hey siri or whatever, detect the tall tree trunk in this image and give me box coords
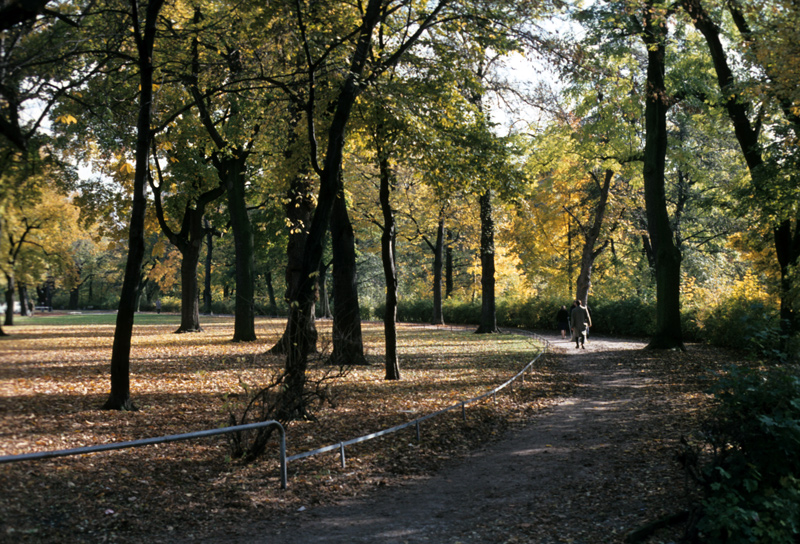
[268,172,317,354]
[642,9,684,350]
[221,153,256,342]
[574,170,614,305]
[431,211,445,325]
[4,273,15,326]
[177,240,202,332]
[0,220,6,335]
[445,237,453,299]
[379,151,400,380]
[148,166,223,333]
[318,257,332,318]
[18,282,30,316]
[203,218,214,314]
[281,0,385,418]
[104,0,166,411]
[69,286,80,311]
[475,190,498,334]
[329,185,366,365]
[685,0,800,339]
[265,270,276,312]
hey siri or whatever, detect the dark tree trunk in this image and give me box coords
[775,221,800,336]
[431,211,445,325]
[221,152,256,342]
[177,240,202,332]
[641,9,684,350]
[265,270,276,312]
[18,283,30,316]
[475,190,498,334]
[149,166,223,333]
[329,185,366,365]
[268,171,317,355]
[317,257,332,319]
[445,238,453,299]
[69,286,80,311]
[685,0,800,339]
[379,151,400,380]
[0,219,6,335]
[203,218,214,315]
[281,0,384,418]
[574,170,614,306]
[4,273,14,326]
[104,0,165,411]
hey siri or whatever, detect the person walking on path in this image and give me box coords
[556,305,570,339]
[570,299,592,349]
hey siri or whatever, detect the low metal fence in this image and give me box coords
[1,332,548,490]
[0,421,288,489]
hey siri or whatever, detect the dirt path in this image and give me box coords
[194,333,694,543]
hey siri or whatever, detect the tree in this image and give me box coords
[280,0,455,418]
[148,136,225,333]
[0,0,101,335]
[637,1,685,350]
[682,0,800,341]
[104,0,166,411]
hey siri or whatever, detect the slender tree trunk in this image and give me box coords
[318,258,332,318]
[222,153,256,342]
[379,151,400,380]
[265,270,276,313]
[575,170,614,306]
[642,11,684,350]
[685,0,800,340]
[4,273,15,326]
[69,286,80,311]
[475,190,498,334]
[775,220,800,336]
[203,218,214,314]
[329,185,366,365]
[281,0,384,418]
[431,211,445,325]
[0,218,6,335]
[445,237,453,299]
[18,283,30,316]
[269,172,317,354]
[104,0,165,411]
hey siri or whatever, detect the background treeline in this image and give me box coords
[1,0,797,363]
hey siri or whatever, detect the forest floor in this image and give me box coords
[1,317,745,543]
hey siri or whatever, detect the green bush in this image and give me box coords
[692,366,800,543]
[698,297,779,352]
[589,298,655,337]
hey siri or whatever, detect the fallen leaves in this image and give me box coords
[0,316,572,543]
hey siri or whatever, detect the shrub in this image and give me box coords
[697,297,778,351]
[689,366,800,543]
[588,298,655,338]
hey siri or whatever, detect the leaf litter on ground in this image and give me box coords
[0,316,748,542]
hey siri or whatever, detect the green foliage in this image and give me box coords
[691,366,800,543]
[694,296,789,361]
[590,298,656,338]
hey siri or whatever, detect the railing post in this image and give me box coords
[340,443,346,469]
[277,422,288,490]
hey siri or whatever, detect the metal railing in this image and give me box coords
[1,332,548,490]
[0,420,288,489]
[287,344,546,469]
